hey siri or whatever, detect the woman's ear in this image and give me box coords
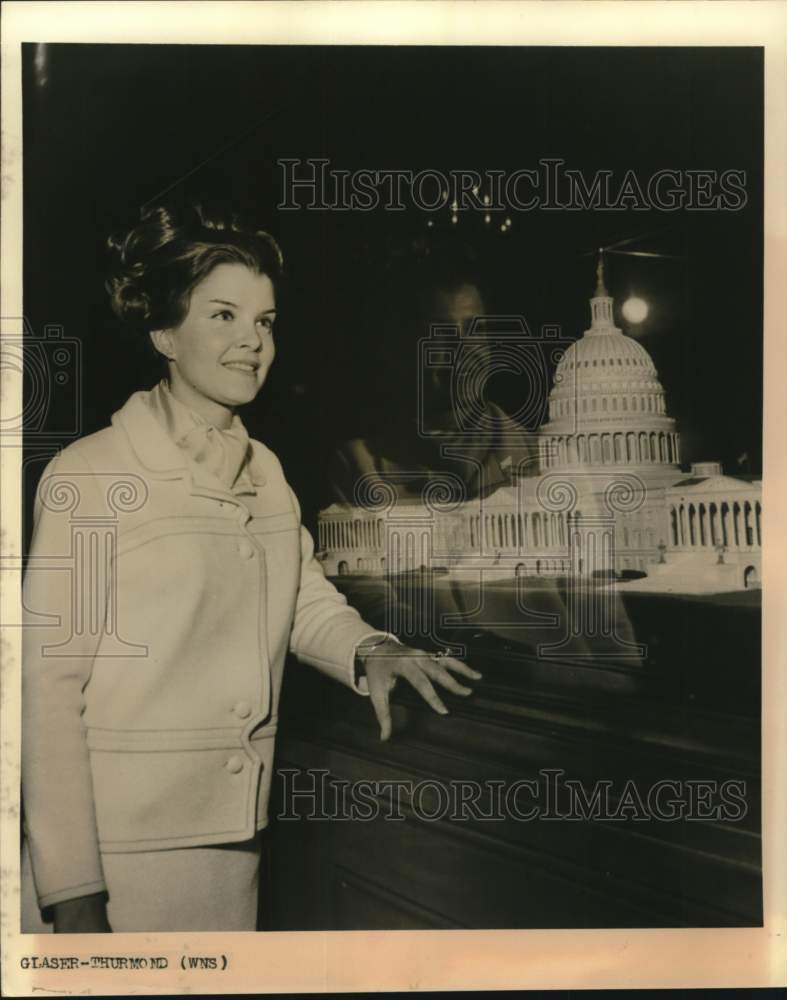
[149,328,175,362]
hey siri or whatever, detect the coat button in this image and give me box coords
[237,539,255,560]
[233,700,252,720]
[225,755,244,774]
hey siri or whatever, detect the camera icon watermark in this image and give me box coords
[0,319,83,444]
[417,315,570,446]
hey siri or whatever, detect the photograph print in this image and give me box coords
[16,39,763,933]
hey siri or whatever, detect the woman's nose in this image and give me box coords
[236,322,263,350]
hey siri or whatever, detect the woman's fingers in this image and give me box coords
[420,660,474,695]
[367,673,394,741]
[436,656,482,680]
[401,663,449,716]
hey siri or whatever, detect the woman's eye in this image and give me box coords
[213,310,234,321]
[257,317,275,332]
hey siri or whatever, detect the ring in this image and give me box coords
[431,648,450,662]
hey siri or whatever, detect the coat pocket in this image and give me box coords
[89,744,260,852]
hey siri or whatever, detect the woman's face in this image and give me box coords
[152,262,276,425]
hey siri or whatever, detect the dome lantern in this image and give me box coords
[590,251,615,331]
[595,252,609,297]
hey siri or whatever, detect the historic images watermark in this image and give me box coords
[21,468,151,658]
[416,313,560,445]
[321,308,649,661]
[278,158,749,213]
[277,767,749,823]
[0,319,83,446]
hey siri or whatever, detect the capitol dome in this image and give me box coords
[555,319,658,376]
[539,257,680,474]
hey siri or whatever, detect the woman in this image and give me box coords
[21,203,480,933]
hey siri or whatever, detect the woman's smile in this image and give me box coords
[222,358,261,376]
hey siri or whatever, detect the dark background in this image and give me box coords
[20,44,765,930]
[22,44,763,534]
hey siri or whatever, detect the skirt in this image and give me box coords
[21,831,264,933]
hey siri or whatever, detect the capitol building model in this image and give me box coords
[317,261,762,595]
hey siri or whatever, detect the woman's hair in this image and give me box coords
[106,202,284,336]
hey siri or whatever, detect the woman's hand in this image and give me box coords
[358,639,482,741]
[52,892,112,933]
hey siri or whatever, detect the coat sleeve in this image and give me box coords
[21,447,109,911]
[286,487,396,695]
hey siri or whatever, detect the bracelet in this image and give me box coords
[355,634,393,662]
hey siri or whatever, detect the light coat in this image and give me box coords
[22,390,381,910]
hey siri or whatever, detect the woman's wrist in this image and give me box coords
[355,635,400,667]
[354,635,401,686]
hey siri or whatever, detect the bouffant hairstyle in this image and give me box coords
[106,202,284,336]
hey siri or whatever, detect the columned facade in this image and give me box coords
[316,258,761,591]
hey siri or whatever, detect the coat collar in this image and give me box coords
[112,390,268,502]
